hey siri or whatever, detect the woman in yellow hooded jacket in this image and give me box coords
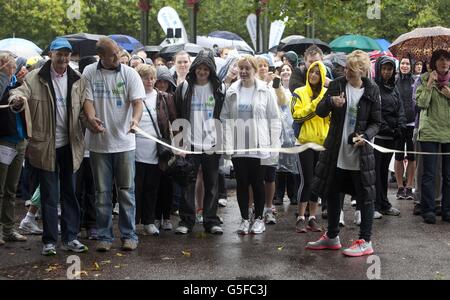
[291,61,329,233]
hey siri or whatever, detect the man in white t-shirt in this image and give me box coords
[83,37,145,252]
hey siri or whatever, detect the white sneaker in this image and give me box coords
[264,211,277,224]
[19,218,43,235]
[162,219,173,231]
[154,219,161,230]
[318,198,322,206]
[237,219,250,235]
[354,210,361,225]
[175,225,189,234]
[339,210,345,227]
[351,199,357,207]
[250,217,266,234]
[143,224,160,236]
[113,203,119,215]
[374,211,383,219]
[208,226,224,235]
[218,198,228,207]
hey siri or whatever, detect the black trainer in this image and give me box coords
[405,188,414,200]
[396,187,406,200]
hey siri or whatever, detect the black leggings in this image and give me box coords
[298,149,319,203]
[232,157,266,220]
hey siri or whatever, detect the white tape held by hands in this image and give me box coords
[133,126,325,155]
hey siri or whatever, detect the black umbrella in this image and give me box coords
[159,43,206,61]
[281,38,331,56]
[43,33,106,57]
[144,45,162,58]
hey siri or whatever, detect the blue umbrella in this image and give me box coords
[375,39,391,51]
[109,34,144,52]
[208,31,244,41]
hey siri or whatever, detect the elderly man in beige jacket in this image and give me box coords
[9,38,88,256]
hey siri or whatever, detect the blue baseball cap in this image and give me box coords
[50,38,72,52]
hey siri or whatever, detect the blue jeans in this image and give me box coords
[39,145,80,244]
[90,151,137,243]
[420,142,450,216]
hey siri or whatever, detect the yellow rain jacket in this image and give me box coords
[291,61,329,145]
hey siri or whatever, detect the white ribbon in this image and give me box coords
[133,126,325,155]
[364,139,450,155]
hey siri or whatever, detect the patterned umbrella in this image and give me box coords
[389,26,450,62]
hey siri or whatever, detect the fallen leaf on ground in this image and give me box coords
[100,260,111,264]
[116,253,124,257]
[277,246,284,251]
[161,256,174,260]
[182,251,191,257]
[93,262,100,270]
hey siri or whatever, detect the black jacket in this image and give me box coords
[312,76,381,201]
[396,73,416,124]
[174,49,225,121]
[374,56,406,138]
[289,66,306,93]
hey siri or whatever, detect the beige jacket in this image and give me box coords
[10,60,86,172]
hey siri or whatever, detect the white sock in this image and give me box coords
[25,212,35,222]
[308,216,316,221]
[297,216,305,221]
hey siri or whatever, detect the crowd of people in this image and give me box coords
[0,35,449,258]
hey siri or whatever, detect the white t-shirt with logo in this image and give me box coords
[233,86,269,160]
[337,83,365,170]
[135,90,158,164]
[51,67,69,149]
[83,62,146,153]
[190,82,216,151]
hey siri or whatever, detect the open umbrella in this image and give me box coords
[208,31,244,41]
[280,35,305,44]
[375,39,391,51]
[144,45,162,59]
[389,26,450,62]
[159,43,206,61]
[43,33,105,57]
[281,38,330,56]
[109,34,144,53]
[0,38,42,59]
[330,34,382,53]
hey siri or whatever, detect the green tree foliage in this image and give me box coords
[0,0,91,48]
[0,0,448,50]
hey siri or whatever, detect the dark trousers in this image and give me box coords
[135,162,161,225]
[374,138,394,211]
[179,154,220,230]
[232,157,266,220]
[20,158,39,201]
[275,172,299,202]
[217,173,228,200]
[420,142,450,216]
[326,168,374,242]
[39,145,80,244]
[155,173,173,220]
[76,158,96,229]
